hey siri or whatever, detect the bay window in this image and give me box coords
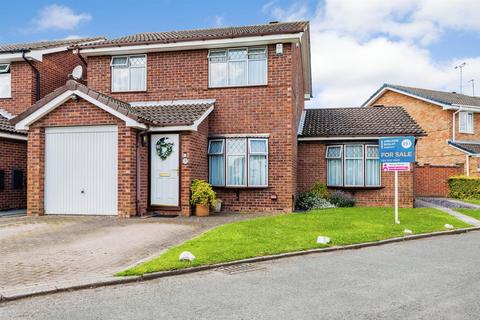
[0,63,11,98]
[326,144,381,187]
[111,55,146,92]
[208,47,267,87]
[208,138,268,187]
[459,111,474,133]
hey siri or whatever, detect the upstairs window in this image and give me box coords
[459,111,474,133]
[111,55,146,92]
[0,63,11,98]
[208,138,268,187]
[208,47,267,87]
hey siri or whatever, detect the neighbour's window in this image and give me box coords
[208,47,267,87]
[208,138,268,187]
[326,144,381,188]
[0,63,11,98]
[459,111,474,133]
[111,55,146,92]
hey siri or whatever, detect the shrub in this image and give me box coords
[310,182,330,199]
[448,175,480,199]
[329,190,355,207]
[190,179,217,207]
[296,191,335,211]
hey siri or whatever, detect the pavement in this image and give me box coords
[416,198,480,227]
[1,230,479,319]
[0,212,273,299]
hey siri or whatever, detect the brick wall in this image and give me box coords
[414,164,463,197]
[27,98,137,217]
[87,44,301,213]
[0,62,35,116]
[298,141,415,208]
[373,91,473,174]
[0,138,27,210]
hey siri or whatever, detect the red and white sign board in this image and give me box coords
[382,162,410,172]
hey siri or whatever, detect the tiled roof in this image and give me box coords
[300,106,426,137]
[0,37,105,53]
[130,100,214,126]
[12,80,214,128]
[75,21,309,49]
[448,141,480,155]
[365,84,480,107]
[0,113,25,134]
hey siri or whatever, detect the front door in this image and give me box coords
[150,133,180,207]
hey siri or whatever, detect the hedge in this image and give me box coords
[448,175,480,199]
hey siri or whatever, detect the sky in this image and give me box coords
[2,0,480,107]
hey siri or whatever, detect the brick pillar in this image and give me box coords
[118,127,137,217]
[27,127,45,216]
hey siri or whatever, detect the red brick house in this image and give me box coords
[0,37,103,211]
[13,22,312,217]
[297,106,425,207]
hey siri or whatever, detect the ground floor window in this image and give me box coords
[208,137,268,187]
[326,144,380,187]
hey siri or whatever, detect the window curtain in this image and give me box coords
[249,155,267,186]
[248,59,266,85]
[365,146,380,186]
[227,155,245,185]
[130,67,146,91]
[345,145,363,186]
[112,67,129,91]
[210,62,227,87]
[209,155,224,186]
[327,159,342,186]
[0,73,11,98]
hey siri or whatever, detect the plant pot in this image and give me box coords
[195,204,210,217]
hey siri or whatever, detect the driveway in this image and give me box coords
[0,213,271,298]
[1,230,479,319]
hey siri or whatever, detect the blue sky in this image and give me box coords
[2,0,480,106]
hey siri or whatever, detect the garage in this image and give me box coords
[44,125,118,215]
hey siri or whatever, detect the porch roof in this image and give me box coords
[448,140,480,155]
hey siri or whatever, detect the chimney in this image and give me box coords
[269,21,279,24]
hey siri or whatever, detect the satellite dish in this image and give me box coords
[71,65,83,80]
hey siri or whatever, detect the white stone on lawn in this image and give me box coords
[179,251,196,261]
[404,229,413,234]
[317,236,331,244]
[444,224,454,229]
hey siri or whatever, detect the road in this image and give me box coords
[1,231,480,319]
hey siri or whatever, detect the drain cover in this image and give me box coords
[215,263,266,275]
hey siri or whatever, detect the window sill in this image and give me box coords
[0,96,12,99]
[459,131,474,134]
[327,186,384,190]
[111,90,147,94]
[213,186,269,190]
[208,84,268,90]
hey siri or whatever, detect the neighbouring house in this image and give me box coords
[297,106,425,207]
[363,84,480,197]
[12,22,312,217]
[0,37,104,211]
[364,84,480,175]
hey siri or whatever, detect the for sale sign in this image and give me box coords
[382,162,411,172]
[379,136,415,163]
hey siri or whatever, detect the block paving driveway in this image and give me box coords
[0,213,272,298]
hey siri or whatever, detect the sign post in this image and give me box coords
[379,136,415,224]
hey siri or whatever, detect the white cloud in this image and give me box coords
[265,0,480,107]
[32,5,91,31]
[213,15,225,27]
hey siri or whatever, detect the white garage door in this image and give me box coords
[45,126,118,215]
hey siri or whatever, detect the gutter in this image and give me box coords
[22,50,40,101]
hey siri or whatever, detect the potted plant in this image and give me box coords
[190,179,217,216]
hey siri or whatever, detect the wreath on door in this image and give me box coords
[156,137,174,160]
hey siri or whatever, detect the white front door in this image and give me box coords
[44,126,118,215]
[150,134,180,207]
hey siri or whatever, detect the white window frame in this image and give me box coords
[208,139,225,186]
[208,46,268,88]
[326,145,343,187]
[111,54,147,92]
[365,144,381,187]
[459,111,474,134]
[0,63,11,99]
[248,138,269,187]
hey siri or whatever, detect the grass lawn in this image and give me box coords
[119,207,469,276]
[461,199,480,206]
[456,208,480,220]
